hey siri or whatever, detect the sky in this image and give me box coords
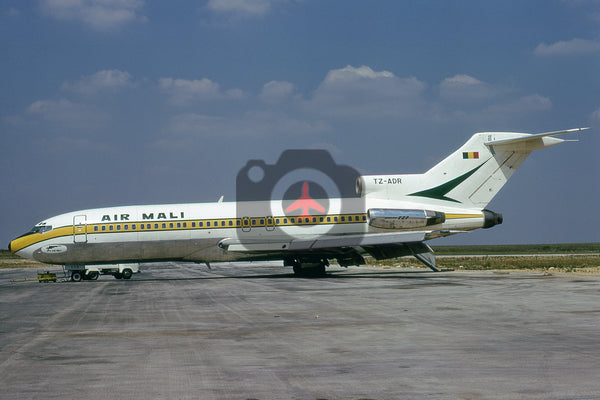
[1,0,599,248]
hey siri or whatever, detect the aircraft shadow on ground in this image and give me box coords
[129,268,456,283]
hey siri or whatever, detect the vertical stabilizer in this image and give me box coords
[410,128,586,208]
[357,128,587,207]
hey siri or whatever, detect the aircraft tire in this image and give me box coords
[293,263,327,278]
[87,271,99,280]
[71,271,83,282]
[121,269,132,280]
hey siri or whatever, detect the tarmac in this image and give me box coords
[1,262,599,400]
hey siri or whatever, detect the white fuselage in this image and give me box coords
[10,197,486,266]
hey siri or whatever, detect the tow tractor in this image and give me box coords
[65,263,140,282]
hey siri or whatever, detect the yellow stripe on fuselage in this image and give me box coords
[445,213,483,219]
[11,226,74,253]
[10,213,369,253]
[11,212,486,254]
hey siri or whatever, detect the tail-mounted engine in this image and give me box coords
[482,209,503,228]
[368,209,445,229]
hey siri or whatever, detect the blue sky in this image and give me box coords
[1,0,599,248]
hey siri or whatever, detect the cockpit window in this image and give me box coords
[16,224,53,239]
[28,225,53,234]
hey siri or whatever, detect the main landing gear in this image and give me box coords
[285,258,328,277]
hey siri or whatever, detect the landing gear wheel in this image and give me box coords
[293,262,327,277]
[71,271,83,282]
[87,271,99,280]
[121,269,132,280]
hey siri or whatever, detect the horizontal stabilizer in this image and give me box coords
[484,127,588,146]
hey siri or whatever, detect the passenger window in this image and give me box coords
[207,221,211,227]
[162,223,166,229]
[236,220,241,226]
[334,217,338,222]
[117,225,121,231]
[259,219,264,225]
[169,223,174,228]
[102,226,106,231]
[154,223,159,229]
[109,225,114,231]
[94,226,99,232]
[251,219,256,226]
[192,222,196,227]
[132,224,136,230]
[341,216,345,222]
[228,220,233,226]
[319,217,324,222]
[327,217,331,222]
[124,225,129,230]
[290,218,295,223]
[275,218,280,224]
[199,221,204,227]
[221,221,225,227]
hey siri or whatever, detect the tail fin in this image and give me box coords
[357,128,587,208]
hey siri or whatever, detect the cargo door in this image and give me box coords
[73,215,87,243]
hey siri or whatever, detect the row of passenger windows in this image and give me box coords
[91,215,367,232]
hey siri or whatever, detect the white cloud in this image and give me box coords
[310,65,427,118]
[322,65,395,83]
[26,98,108,128]
[159,77,245,105]
[432,74,552,123]
[534,38,600,56]
[439,74,498,104]
[205,0,274,18]
[39,0,146,31]
[259,81,296,103]
[62,69,133,95]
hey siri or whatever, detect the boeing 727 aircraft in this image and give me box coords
[8,128,588,279]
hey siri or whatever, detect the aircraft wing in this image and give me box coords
[219,230,461,253]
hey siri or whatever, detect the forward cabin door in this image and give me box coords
[73,215,87,243]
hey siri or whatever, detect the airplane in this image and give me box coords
[8,127,588,279]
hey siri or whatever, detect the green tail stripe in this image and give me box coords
[408,162,487,203]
